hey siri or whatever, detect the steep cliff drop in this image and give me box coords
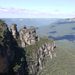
[0,20,56,75]
[0,20,28,75]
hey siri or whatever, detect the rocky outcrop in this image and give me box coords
[37,42,56,70]
[0,20,28,75]
[10,24,19,39]
[0,20,56,75]
[19,26,39,47]
[25,39,56,75]
[0,21,16,74]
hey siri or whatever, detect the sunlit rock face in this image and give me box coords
[19,26,39,47]
[10,24,18,39]
[0,20,56,75]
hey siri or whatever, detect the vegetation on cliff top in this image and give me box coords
[0,19,55,75]
[25,37,53,59]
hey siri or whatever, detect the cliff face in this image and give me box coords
[0,21,16,73]
[0,20,28,75]
[10,25,39,47]
[19,26,39,47]
[10,24,18,39]
[25,38,56,75]
[0,20,56,75]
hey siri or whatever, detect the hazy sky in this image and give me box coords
[0,0,75,18]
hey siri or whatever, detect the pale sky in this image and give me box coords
[0,0,75,18]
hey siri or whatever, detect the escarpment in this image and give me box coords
[0,21,16,74]
[25,38,56,75]
[0,20,28,75]
[0,20,56,75]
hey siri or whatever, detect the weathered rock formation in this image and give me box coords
[25,39,56,75]
[0,20,28,75]
[10,24,19,39]
[0,20,56,75]
[19,26,39,47]
[0,21,15,74]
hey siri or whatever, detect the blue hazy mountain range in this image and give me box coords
[54,18,75,24]
[1,18,59,28]
[1,18,75,27]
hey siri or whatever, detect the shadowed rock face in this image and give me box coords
[9,24,56,75]
[0,20,28,75]
[0,20,56,75]
[0,22,15,74]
